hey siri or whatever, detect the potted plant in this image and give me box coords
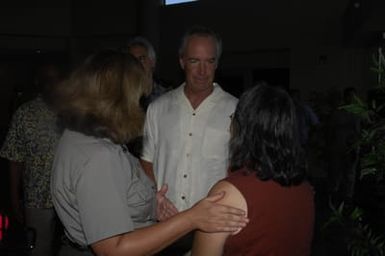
[321,48,385,256]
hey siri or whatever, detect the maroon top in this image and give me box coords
[223,168,314,256]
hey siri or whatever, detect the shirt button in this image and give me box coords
[181,196,186,200]
[186,153,190,157]
[183,174,187,178]
[192,113,196,116]
[189,133,192,136]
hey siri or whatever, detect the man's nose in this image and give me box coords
[198,63,207,75]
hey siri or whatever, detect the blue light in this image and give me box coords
[165,0,197,5]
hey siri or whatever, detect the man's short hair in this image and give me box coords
[179,26,222,62]
[126,36,157,64]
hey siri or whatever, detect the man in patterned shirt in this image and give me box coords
[0,61,63,256]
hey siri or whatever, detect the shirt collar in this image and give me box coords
[176,82,223,104]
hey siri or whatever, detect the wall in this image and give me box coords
[157,0,374,102]
[0,0,382,130]
[0,4,71,134]
[0,1,139,133]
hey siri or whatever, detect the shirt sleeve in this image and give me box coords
[75,147,134,245]
[0,107,27,162]
[141,103,156,163]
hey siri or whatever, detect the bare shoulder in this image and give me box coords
[209,180,248,216]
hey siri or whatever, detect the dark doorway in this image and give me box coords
[216,72,244,98]
[253,68,290,90]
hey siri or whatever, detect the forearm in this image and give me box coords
[192,231,226,256]
[92,210,194,256]
[120,210,193,254]
[140,159,156,184]
[91,189,248,255]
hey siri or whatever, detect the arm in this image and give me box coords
[192,181,248,256]
[9,161,24,223]
[91,192,248,256]
[140,102,157,182]
[139,159,156,183]
[2,108,26,223]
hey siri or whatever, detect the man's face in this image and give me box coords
[179,35,218,93]
[128,45,155,78]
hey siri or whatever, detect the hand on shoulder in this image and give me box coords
[208,181,248,235]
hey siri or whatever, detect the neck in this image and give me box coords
[184,84,214,109]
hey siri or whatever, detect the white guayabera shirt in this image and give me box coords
[142,83,238,211]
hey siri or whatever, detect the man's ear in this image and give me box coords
[179,58,185,70]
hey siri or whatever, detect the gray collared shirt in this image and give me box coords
[51,130,156,246]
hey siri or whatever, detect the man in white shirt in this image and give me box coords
[140,26,237,255]
[140,26,237,212]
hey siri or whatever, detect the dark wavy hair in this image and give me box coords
[53,50,151,144]
[229,83,306,186]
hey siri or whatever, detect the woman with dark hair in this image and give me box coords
[50,50,248,256]
[192,83,315,256]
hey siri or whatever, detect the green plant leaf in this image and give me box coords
[360,168,378,179]
[349,207,363,220]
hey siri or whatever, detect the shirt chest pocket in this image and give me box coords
[131,185,153,205]
[202,127,230,159]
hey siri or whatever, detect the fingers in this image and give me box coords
[165,200,178,214]
[209,222,244,233]
[196,217,248,233]
[161,200,179,220]
[157,184,168,197]
[211,208,249,226]
[205,191,225,203]
[160,208,177,221]
[157,206,177,221]
[204,213,249,233]
[190,198,249,233]
[218,204,246,216]
[156,195,179,221]
[204,198,246,216]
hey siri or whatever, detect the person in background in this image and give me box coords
[290,88,320,148]
[140,26,238,254]
[326,87,361,204]
[192,83,315,256]
[0,60,64,256]
[50,50,248,256]
[125,36,169,158]
[126,36,168,110]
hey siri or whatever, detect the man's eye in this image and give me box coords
[189,59,198,64]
